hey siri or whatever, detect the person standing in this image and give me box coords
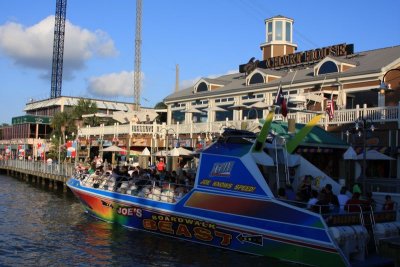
[337,186,350,212]
[324,183,339,209]
[156,158,166,173]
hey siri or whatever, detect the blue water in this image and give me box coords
[0,174,297,267]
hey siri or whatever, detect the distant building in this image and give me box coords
[0,96,155,159]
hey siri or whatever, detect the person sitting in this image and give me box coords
[307,190,319,210]
[299,175,312,202]
[345,192,364,212]
[324,183,339,211]
[382,195,395,211]
[337,186,350,212]
[313,191,330,214]
[364,192,377,211]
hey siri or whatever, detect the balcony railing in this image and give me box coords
[78,103,400,138]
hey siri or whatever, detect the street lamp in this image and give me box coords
[346,118,375,193]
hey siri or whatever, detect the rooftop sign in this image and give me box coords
[12,115,52,125]
[239,43,354,72]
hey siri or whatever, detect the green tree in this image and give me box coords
[72,99,99,127]
[154,101,167,123]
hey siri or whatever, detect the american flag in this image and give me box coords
[274,83,287,117]
[326,99,335,121]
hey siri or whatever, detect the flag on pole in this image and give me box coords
[274,83,287,117]
[326,98,335,121]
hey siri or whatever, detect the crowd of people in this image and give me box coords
[277,177,396,214]
[75,156,196,202]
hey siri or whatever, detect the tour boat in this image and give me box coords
[67,112,398,266]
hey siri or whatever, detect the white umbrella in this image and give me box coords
[249,101,269,109]
[100,145,126,153]
[176,147,193,156]
[141,147,151,156]
[228,103,248,110]
[204,106,227,112]
[170,147,180,156]
[182,107,205,114]
[356,150,395,160]
[343,146,357,160]
[154,150,170,156]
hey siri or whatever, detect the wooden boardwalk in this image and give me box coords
[0,160,75,191]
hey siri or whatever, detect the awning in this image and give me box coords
[262,120,349,149]
[356,150,395,160]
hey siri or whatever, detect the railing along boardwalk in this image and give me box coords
[0,160,75,191]
[79,103,400,138]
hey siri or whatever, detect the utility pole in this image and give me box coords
[175,64,179,92]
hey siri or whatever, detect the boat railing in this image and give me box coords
[75,172,193,203]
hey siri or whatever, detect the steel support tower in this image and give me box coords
[133,0,142,111]
[50,0,67,99]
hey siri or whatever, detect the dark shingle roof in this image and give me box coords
[164,45,400,103]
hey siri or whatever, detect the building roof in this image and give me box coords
[24,96,142,113]
[164,45,400,103]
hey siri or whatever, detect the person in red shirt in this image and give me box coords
[383,195,395,211]
[156,158,166,173]
[345,192,365,212]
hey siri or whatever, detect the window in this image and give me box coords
[171,110,185,124]
[318,61,339,75]
[285,22,291,42]
[215,105,233,121]
[267,22,273,42]
[249,73,264,84]
[197,82,208,92]
[275,21,283,41]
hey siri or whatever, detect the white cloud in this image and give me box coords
[87,71,138,97]
[0,16,118,79]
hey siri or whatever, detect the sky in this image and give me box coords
[0,0,399,124]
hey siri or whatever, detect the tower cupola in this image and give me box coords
[260,15,297,60]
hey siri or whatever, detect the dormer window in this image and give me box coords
[197,82,208,92]
[249,73,264,84]
[318,61,339,75]
[314,57,356,76]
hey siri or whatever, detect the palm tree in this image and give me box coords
[72,99,99,127]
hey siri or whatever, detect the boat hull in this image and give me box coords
[68,179,348,266]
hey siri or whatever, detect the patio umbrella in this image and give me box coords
[228,103,248,110]
[100,145,126,152]
[249,101,269,109]
[176,147,193,156]
[343,146,357,160]
[182,107,205,114]
[100,145,127,165]
[154,150,170,156]
[141,147,151,156]
[204,106,227,112]
[356,150,395,160]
